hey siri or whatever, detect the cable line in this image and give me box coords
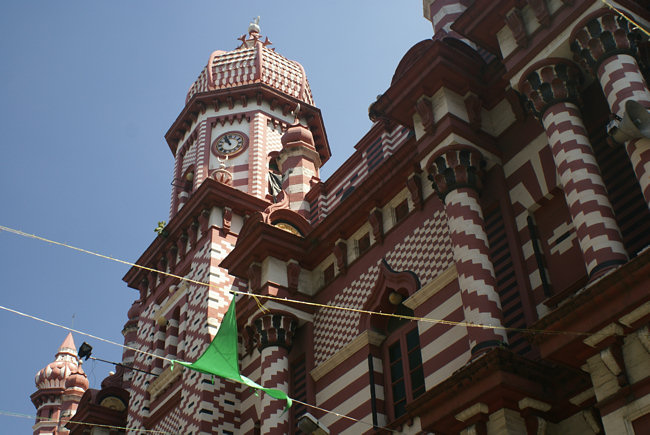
[0,410,176,434]
[0,303,397,432]
[0,224,625,339]
[601,0,650,37]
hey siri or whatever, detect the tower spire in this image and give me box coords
[31,333,88,434]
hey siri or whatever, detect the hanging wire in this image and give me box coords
[0,224,622,339]
[601,0,650,37]
[0,303,399,433]
[0,304,172,364]
[0,410,176,434]
[0,224,645,431]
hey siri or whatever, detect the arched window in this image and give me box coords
[267,153,282,201]
[361,260,424,420]
[384,304,425,419]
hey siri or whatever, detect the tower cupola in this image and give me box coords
[185,18,314,106]
[166,18,329,216]
[31,333,88,435]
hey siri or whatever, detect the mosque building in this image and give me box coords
[32,1,650,433]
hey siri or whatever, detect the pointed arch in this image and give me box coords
[360,259,420,332]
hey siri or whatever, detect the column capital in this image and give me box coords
[570,9,642,75]
[518,59,583,120]
[426,145,486,201]
[253,313,298,351]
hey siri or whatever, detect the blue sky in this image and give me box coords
[0,1,432,431]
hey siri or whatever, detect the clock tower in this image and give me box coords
[120,20,330,434]
[168,19,330,215]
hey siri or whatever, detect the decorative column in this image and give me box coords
[253,312,297,434]
[519,60,628,279]
[571,10,650,207]
[427,146,508,356]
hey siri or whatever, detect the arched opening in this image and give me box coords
[360,260,424,420]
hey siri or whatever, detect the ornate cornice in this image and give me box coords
[518,59,583,120]
[426,145,486,200]
[253,313,298,351]
[570,9,642,75]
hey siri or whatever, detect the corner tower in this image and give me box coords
[31,333,88,434]
[120,19,328,434]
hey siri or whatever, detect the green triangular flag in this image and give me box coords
[174,300,292,410]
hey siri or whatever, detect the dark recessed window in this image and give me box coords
[394,199,409,224]
[323,264,335,285]
[386,326,424,419]
[357,233,370,255]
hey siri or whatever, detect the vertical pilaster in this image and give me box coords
[519,60,628,279]
[164,318,179,359]
[152,323,166,374]
[253,313,297,434]
[177,298,188,360]
[427,146,508,355]
[249,112,268,199]
[571,10,650,207]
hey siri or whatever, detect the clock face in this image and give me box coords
[213,132,247,156]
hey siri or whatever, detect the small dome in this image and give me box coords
[34,333,86,390]
[186,25,314,106]
[65,365,89,391]
[127,299,142,320]
[281,123,314,148]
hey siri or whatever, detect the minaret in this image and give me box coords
[121,19,329,433]
[31,333,88,435]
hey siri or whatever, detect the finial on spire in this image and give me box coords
[248,16,260,35]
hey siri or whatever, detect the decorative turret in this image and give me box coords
[278,110,321,217]
[166,18,330,216]
[31,333,88,434]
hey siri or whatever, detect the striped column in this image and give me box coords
[519,60,628,279]
[253,313,297,434]
[424,0,472,41]
[427,146,508,355]
[571,9,650,208]
[279,123,320,218]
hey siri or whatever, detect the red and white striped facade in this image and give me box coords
[427,146,508,355]
[570,9,650,209]
[57,3,650,434]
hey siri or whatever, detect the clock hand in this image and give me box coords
[224,135,232,145]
